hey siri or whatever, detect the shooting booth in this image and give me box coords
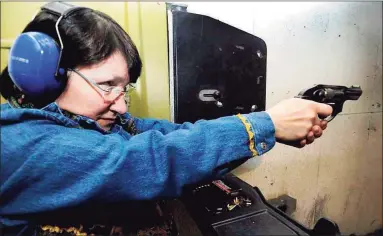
[164,4,340,236]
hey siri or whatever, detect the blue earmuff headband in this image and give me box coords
[8,1,86,98]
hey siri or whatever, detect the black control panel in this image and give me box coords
[180,173,340,236]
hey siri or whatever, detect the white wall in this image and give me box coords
[180,2,382,235]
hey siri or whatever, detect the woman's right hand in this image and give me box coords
[266,98,333,148]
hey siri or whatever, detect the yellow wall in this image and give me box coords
[0,2,170,120]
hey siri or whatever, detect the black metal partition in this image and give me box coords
[167,4,267,123]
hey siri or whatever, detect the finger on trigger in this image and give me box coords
[316,103,333,117]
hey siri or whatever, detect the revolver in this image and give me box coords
[295,84,363,121]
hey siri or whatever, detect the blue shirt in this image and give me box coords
[0,102,275,226]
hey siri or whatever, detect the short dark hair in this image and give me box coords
[0,6,142,107]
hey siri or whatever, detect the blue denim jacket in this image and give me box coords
[0,102,275,226]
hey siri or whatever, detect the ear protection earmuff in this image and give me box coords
[8,1,86,98]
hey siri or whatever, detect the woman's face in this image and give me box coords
[57,51,130,131]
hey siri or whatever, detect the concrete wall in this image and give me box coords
[182,2,382,235]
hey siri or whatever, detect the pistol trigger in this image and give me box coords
[319,114,336,122]
[325,115,336,122]
[319,103,338,122]
[318,114,328,120]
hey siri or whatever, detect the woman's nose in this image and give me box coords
[109,94,128,114]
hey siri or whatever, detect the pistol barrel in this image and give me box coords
[345,86,363,100]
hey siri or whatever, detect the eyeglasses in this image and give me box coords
[68,68,135,102]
